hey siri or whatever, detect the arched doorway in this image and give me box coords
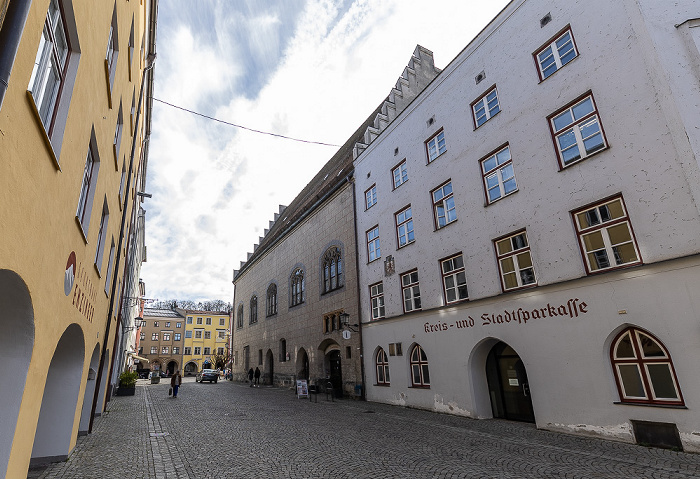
[78,344,101,435]
[95,349,110,416]
[184,361,198,376]
[296,348,309,381]
[327,350,343,398]
[31,323,85,465]
[485,341,535,423]
[265,349,274,385]
[167,361,178,376]
[0,270,34,477]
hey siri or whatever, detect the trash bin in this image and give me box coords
[150,373,160,384]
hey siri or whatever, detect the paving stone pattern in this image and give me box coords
[34,378,700,478]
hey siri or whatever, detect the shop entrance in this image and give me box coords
[328,350,343,398]
[485,342,535,423]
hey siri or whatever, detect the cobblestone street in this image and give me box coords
[31,378,700,479]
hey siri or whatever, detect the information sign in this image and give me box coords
[296,379,309,399]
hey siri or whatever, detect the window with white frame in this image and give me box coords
[105,6,119,92]
[150,346,157,354]
[94,199,109,272]
[573,196,640,274]
[495,230,537,291]
[367,226,380,262]
[472,86,500,128]
[206,317,212,325]
[426,129,446,163]
[195,330,202,339]
[140,332,145,340]
[611,327,683,405]
[218,347,224,355]
[365,184,377,210]
[176,322,181,328]
[194,347,201,355]
[392,160,408,189]
[196,317,203,324]
[322,247,343,293]
[151,333,158,340]
[76,140,100,234]
[432,181,456,229]
[410,344,430,387]
[165,322,170,328]
[535,26,578,81]
[290,268,305,306]
[441,254,468,304]
[370,282,385,320]
[401,270,421,313]
[186,316,193,324]
[481,145,517,204]
[174,333,181,341]
[549,93,607,168]
[267,283,277,316]
[161,346,169,354]
[184,347,191,355]
[113,103,123,162]
[154,321,159,327]
[251,294,259,324]
[218,330,226,339]
[219,318,225,326]
[395,206,415,248]
[173,347,180,354]
[185,330,192,338]
[204,331,211,340]
[376,348,390,385]
[162,332,171,341]
[104,239,115,294]
[204,347,211,355]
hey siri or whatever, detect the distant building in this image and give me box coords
[0,0,158,475]
[140,308,185,375]
[179,309,230,375]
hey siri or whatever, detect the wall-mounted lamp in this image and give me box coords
[339,312,358,332]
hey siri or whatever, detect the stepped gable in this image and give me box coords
[234,45,440,279]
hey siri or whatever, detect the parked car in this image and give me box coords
[196,369,219,383]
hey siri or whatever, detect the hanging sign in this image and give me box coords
[342,330,351,340]
[296,379,309,399]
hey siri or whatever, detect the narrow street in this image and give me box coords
[30,378,700,479]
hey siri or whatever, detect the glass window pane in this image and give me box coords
[553,110,573,131]
[412,365,420,384]
[377,367,385,383]
[607,224,632,245]
[497,238,512,255]
[385,367,390,383]
[520,268,536,285]
[453,255,464,269]
[646,364,678,399]
[615,332,636,358]
[618,364,646,398]
[516,252,532,268]
[638,333,666,358]
[572,98,594,120]
[612,243,638,265]
[589,250,610,270]
[607,199,624,219]
[496,148,510,165]
[503,272,518,289]
[557,128,577,148]
[582,231,605,251]
[421,365,430,384]
[503,178,517,195]
[446,289,456,303]
[483,156,497,173]
[500,257,515,273]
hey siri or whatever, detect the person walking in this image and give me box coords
[254,367,261,387]
[171,370,182,398]
[248,368,254,387]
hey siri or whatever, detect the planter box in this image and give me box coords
[151,376,160,384]
[116,387,136,396]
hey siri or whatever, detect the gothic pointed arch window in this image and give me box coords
[249,295,258,324]
[290,268,305,306]
[322,247,343,293]
[410,344,430,387]
[376,348,390,386]
[236,305,243,329]
[611,327,683,405]
[266,283,277,317]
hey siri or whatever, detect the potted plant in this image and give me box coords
[116,371,138,396]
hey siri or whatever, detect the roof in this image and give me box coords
[142,308,184,318]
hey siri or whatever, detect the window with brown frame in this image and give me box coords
[425,129,446,163]
[395,206,415,248]
[392,159,409,189]
[471,86,500,128]
[370,282,385,320]
[323,311,341,334]
[572,196,641,274]
[494,230,537,291]
[376,348,390,385]
[365,184,377,210]
[611,327,683,406]
[401,270,421,313]
[322,247,343,293]
[367,226,380,262]
[431,180,456,229]
[549,92,607,168]
[480,145,517,205]
[409,344,430,387]
[441,254,468,304]
[534,26,578,81]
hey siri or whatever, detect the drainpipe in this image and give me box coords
[350,176,366,400]
[0,0,32,112]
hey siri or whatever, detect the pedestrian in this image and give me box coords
[254,367,261,387]
[170,369,182,398]
[248,368,254,387]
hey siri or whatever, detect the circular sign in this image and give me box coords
[342,330,351,340]
[64,251,76,296]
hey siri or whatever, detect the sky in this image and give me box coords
[141,0,511,303]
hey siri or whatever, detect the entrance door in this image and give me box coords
[328,350,342,398]
[486,342,535,423]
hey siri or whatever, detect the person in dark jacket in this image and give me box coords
[254,367,261,387]
[171,370,182,398]
[248,368,254,387]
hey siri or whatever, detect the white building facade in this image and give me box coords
[353,0,700,451]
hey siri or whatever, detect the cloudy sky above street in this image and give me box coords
[141,0,510,303]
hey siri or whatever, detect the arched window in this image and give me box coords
[236,305,243,328]
[249,296,258,324]
[611,327,683,405]
[290,268,305,306]
[376,348,390,385]
[410,344,430,387]
[322,247,343,293]
[279,339,287,362]
[266,283,277,317]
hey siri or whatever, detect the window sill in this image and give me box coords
[473,110,501,131]
[485,189,519,207]
[26,91,61,171]
[321,285,344,296]
[104,60,114,109]
[368,258,381,265]
[558,146,609,171]
[614,401,686,409]
[93,263,102,278]
[374,383,391,387]
[586,261,643,276]
[397,241,415,250]
[427,151,446,165]
[392,180,408,191]
[410,385,430,389]
[434,219,458,232]
[75,216,89,244]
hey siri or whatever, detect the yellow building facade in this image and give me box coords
[0,0,157,476]
[180,309,231,375]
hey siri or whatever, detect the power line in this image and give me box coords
[152,97,340,147]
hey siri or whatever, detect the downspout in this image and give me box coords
[0,0,32,111]
[350,175,366,400]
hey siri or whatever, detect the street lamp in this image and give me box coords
[123,317,143,332]
[339,312,358,332]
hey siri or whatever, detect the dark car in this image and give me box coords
[196,369,218,383]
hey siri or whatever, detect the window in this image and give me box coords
[432,181,456,229]
[395,206,414,248]
[196,317,203,325]
[535,26,578,81]
[367,226,380,262]
[322,247,343,293]
[151,333,158,340]
[140,332,145,340]
[104,239,115,293]
[218,347,224,355]
[611,328,683,405]
[206,317,212,325]
[549,93,607,168]
[204,347,211,355]
[237,305,244,328]
[410,344,430,387]
[441,254,468,304]
[173,347,180,354]
[573,196,640,273]
[392,160,408,189]
[389,343,403,356]
[217,330,226,339]
[258,349,263,365]
[365,184,377,210]
[186,316,192,324]
[162,333,170,341]
[481,145,517,204]
[279,339,287,361]
[153,322,159,327]
[161,346,169,354]
[113,103,123,164]
[219,318,225,326]
[266,283,277,316]
[204,331,211,340]
[185,331,192,339]
[249,296,258,324]
[194,347,201,355]
[128,18,134,80]
[401,270,421,313]
[495,231,537,291]
[94,200,109,272]
[76,140,100,235]
[290,269,305,306]
[195,330,202,339]
[323,311,340,334]
[165,322,170,328]
[150,346,157,354]
[426,129,446,163]
[174,333,181,341]
[370,282,385,320]
[376,349,390,385]
[472,86,500,128]
[105,6,119,93]
[176,322,181,328]
[184,347,191,355]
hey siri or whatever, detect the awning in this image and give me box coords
[130,354,150,363]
